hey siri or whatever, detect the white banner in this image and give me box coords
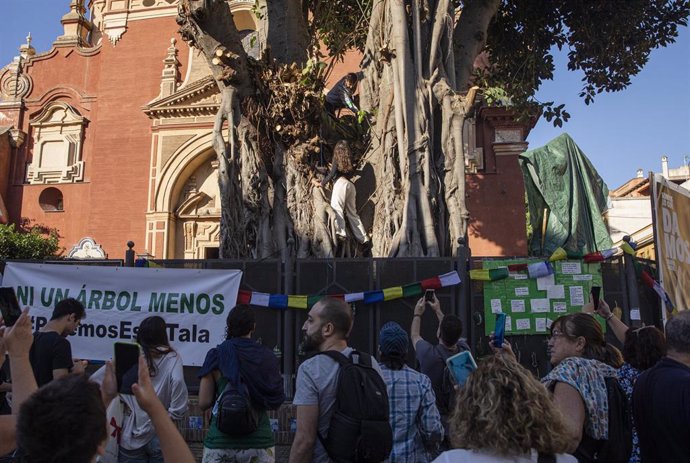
[2,263,242,366]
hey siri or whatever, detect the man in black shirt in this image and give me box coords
[29,298,87,386]
[633,310,690,462]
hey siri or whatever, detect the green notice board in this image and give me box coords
[483,259,604,335]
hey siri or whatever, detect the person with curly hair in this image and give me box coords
[312,140,371,256]
[432,354,576,462]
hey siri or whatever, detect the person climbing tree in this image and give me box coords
[312,140,372,257]
[324,72,362,116]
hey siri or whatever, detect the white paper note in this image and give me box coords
[547,284,565,299]
[516,318,531,330]
[573,274,593,281]
[511,299,526,312]
[535,318,547,332]
[570,286,585,306]
[511,273,529,280]
[546,318,554,329]
[553,301,568,313]
[561,262,582,274]
[515,287,530,297]
[537,273,555,290]
[530,298,550,313]
[505,315,513,332]
[630,308,641,320]
[490,299,503,314]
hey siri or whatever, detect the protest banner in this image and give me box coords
[652,174,690,319]
[2,263,242,366]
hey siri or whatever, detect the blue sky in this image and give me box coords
[1,1,688,190]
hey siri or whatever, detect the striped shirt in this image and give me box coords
[380,364,444,463]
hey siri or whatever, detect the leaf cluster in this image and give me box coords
[0,221,63,260]
[305,0,373,61]
[480,0,689,126]
[244,57,327,169]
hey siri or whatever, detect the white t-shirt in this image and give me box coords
[432,449,577,463]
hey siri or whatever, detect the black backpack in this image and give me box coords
[575,376,633,463]
[432,345,457,415]
[214,374,260,436]
[317,350,393,463]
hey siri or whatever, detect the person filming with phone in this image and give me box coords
[411,290,470,450]
[91,315,188,463]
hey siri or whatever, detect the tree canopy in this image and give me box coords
[0,222,62,260]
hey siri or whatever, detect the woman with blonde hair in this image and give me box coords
[312,140,371,256]
[432,354,576,463]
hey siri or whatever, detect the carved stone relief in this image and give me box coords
[27,102,87,184]
[174,157,221,258]
[68,237,107,259]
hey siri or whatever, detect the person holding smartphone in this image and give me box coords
[410,290,470,450]
[91,316,188,463]
[29,298,88,386]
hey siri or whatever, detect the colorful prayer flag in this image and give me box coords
[549,248,568,262]
[237,290,252,305]
[528,261,553,279]
[469,268,509,281]
[250,292,270,307]
[621,242,636,255]
[583,248,616,263]
[287,295,308,309]
[383,287,403,301]
[268,294,288,309]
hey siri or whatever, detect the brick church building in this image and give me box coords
[0,0,534,260]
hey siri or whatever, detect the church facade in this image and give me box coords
[0,0,533,260]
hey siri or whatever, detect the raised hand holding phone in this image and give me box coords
[115,342,140,394]
[493,313,506,348]
[446,351,477,387]
[591,286,601,312]
[0,287,22,327]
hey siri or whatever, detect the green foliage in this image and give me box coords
[306,0,372,61]
[0,222,62,260]
[479,0,689,126]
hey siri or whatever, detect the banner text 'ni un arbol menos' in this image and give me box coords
[1,263,242,366]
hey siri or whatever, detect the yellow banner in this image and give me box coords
[653,174,690,314]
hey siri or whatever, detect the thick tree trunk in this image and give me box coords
[179,0,501,258]
[362,0,499,256]
[258,0,310,66]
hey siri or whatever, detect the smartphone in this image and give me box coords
[591,286,601,311]
[425,289,435,302]
[0,287,22,327]
[114,342,140,395]
[493,312,506,348]
[446,351,477,386]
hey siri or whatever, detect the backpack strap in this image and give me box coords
[318,349,374,367]
[318,350,351,366]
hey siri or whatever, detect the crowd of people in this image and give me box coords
[0,293,689,463]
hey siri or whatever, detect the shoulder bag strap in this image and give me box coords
[318,350,351,366]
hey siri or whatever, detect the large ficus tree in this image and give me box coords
[177,0,688,259]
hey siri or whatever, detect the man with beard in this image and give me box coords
[29,298,87,386]
[289,297,384,463]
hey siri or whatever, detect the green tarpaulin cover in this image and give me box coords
[520,133,613,257]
